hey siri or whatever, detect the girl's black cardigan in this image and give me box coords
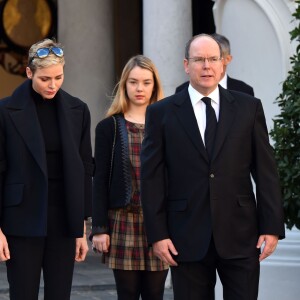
[91,114,132,237]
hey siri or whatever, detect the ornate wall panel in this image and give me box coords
[213,0,296,130]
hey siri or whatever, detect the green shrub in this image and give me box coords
[270,0,300,230]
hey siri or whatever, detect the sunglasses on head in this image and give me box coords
[29,47,64,65]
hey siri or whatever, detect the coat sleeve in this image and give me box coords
[91,118,113,237]
[251,100,285,239]
[79,103,94,219]
[140,104,169,244]
[0,107,7,222]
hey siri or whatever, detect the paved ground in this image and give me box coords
[0,244,174,299]
[3,231,298,299]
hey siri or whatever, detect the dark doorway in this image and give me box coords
[112,0,215,82]
[192,0,216,35]
[113,0,143,81]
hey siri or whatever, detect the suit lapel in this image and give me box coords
[212,86,237,161]
[7,80,47,177]
[173,91,208,162]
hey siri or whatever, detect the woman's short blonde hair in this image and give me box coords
[106,55,164,117]
[28,38,65,73]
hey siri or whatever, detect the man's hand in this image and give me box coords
[0,228,10,262]
[256,234,279,262]
[153,239,178,266]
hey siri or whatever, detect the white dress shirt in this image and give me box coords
[188,84,220,145]
[219,73,228,89]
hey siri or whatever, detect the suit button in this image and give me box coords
[210,173,214,178]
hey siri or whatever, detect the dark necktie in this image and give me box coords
[202,97,217,160]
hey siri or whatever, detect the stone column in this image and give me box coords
[58,0,114,146]
[143,0,192,96]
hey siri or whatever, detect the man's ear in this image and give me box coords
[224,54,233,66]
[184,59,189,74]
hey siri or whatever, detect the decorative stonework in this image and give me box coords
[212,0,297,131]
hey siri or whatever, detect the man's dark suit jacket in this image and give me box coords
[141,86,284,262]
[0,80,93,238]
[175,76,254,96]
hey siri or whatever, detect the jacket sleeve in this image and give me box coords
[140,104,169,244]
[79,103,94,219]
[91,118,114,238]
[251,100,285,239]
[0,109,7,222]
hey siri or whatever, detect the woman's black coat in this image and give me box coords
[0,80,93,238]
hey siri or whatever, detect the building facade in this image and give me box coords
[0,1,299,298]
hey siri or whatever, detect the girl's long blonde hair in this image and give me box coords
[106,55,164,117]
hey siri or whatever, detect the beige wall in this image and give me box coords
[0,67,26,99]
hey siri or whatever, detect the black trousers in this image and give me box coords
[6,235,76,300]
[6,203,75,300]
[171,239,260,300]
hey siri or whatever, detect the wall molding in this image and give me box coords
[213,0,296,76]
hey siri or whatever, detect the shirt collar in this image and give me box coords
[219,73,228,89]
[188,84,220,107]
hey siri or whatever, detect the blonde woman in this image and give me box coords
[0,38,93,299]
[91,55,169,300]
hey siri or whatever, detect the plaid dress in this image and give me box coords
[104,120,169,271]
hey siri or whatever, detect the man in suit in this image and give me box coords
[141,34,285,299]
[175,33,255,96]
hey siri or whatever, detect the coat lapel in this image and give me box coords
[56,90,83,174]
[7,80,47,177]
[227,76,234,90]
[212,86,237,161]
[172,90,209,162]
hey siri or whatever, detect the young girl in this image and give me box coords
[91,55,169,300]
